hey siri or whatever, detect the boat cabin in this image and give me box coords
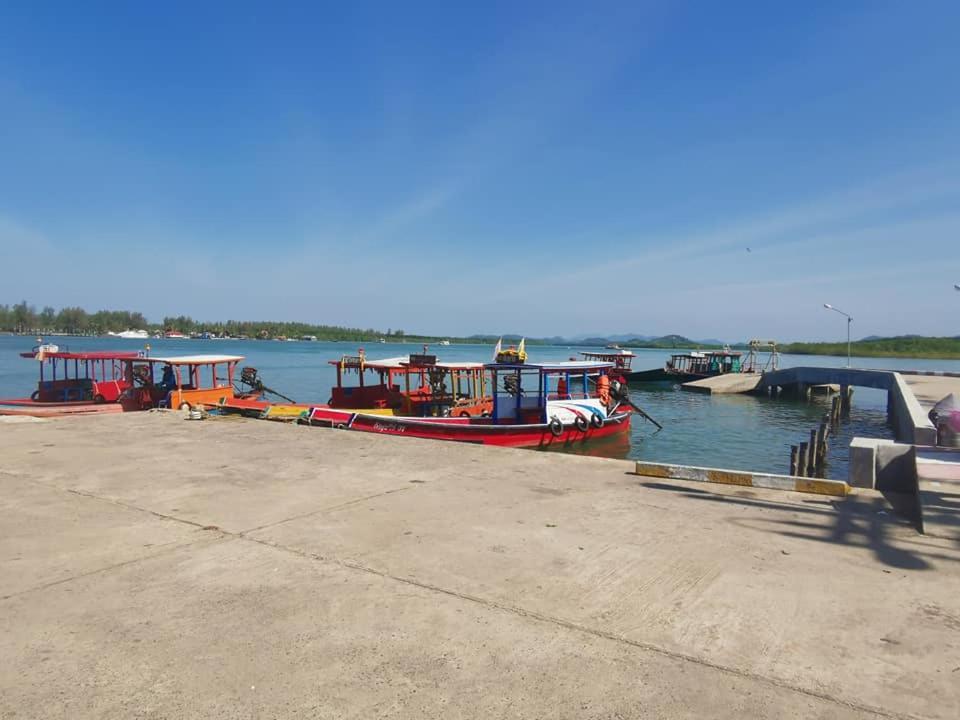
[488,361,617,425]
[17,347,142,403]
[665,350,742,377]
[579,349,635,371]
[328,350,491,417]
[123,354,244,410]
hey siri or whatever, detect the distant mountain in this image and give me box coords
[466,332,730,347]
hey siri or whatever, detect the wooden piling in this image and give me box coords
[790,445,799,476]
[816,423,828,475]
[798,442,809,478]
[808,429,818,475]
[841,385,853,414]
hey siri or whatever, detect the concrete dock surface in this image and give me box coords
[901,374,960,413]
[2,412,960,719]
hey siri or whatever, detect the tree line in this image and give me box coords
[0,301,148,335]
[0,300,417,341]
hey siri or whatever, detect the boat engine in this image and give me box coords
[237,367,296,404]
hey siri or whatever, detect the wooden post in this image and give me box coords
[842,385,853,414]
[819,424,830,476]
[790,445,799,476]
[798,442,809,478]
[809,429,818,475]
[815,423,828,474]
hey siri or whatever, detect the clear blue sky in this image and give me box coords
[1,1,958,340]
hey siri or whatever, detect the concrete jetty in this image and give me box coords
[3,412,960,719]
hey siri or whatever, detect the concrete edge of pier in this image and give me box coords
[633,460,851,497]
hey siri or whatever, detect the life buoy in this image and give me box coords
[590,413,603,428]
[597,375,611,406]
[549,417,563,437]
[574,415,589,432]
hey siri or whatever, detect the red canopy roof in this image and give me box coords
[21,351,142,361]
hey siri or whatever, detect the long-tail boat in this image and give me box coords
[0,344,143,416]
[119,354,250,410]
[217,347,493,420]
[303,356,635,448]
[0,345,256,417]
[623,349,745,383]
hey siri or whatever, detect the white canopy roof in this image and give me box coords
[140,355,244,365]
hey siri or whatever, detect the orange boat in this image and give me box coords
[119,354,248,410]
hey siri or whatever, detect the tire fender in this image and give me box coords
[549,417,563,437]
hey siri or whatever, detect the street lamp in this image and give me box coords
[823,303,853,368]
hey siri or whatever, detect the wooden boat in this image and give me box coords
[580,349,636,373]
[626,349,744,383]
[217,348,493,420]
[303,359,634,449]
[328,349,492,417]
[118,354,249,410]
[0,345,143,416]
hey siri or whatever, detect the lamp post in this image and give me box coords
[823,303,853,368]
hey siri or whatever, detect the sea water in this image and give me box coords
[2,335,957,479]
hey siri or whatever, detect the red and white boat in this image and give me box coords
[303,356,635,449]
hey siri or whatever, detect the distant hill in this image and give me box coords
[782,335,960,360]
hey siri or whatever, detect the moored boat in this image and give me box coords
[0,345,144,416]
[625,349,745,383]
[119,354,251,410]
[303,359,635,449]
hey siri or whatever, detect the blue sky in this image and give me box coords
[1,1,958,341]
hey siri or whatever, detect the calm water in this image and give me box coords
[3,335,958,479]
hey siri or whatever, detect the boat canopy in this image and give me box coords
[331,355,485,371]
[581,350,636,358]
[486,360,614,372]
[135,354,244,365]
[20,350,142,360]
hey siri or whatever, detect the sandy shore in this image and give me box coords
[2,411,959,718]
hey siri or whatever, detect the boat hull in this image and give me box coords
[306,406,632,448]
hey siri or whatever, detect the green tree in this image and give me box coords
[12,300,36,333]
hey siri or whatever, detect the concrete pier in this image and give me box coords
[2,413,960,719]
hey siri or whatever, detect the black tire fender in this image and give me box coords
[590,413,603,428]
[574,415,589,432]
[549,417,563,437]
